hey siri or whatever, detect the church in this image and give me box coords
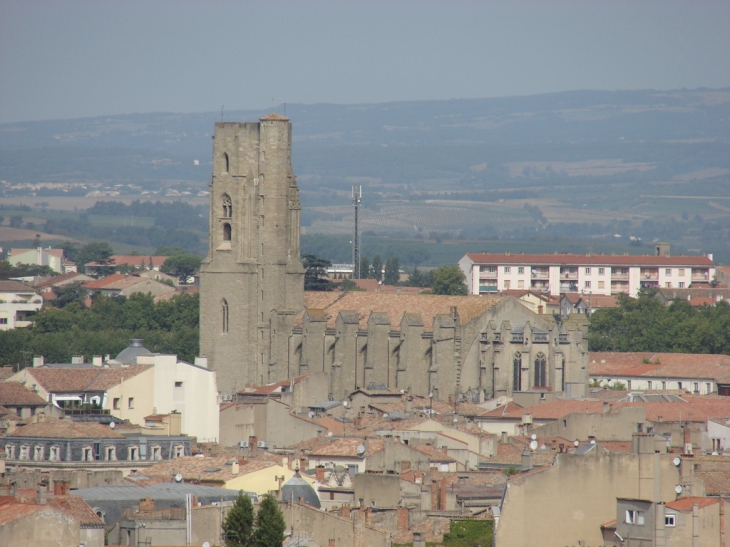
[199,115,589,402]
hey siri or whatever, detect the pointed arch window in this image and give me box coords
[513,352,522,392]
[534,352,547,388]
[222,152,230,173]
[222,299,229,333]
[222,194,232,218]
[223,223,231,241]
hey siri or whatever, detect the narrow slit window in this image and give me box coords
[223,223,232,241]
[222,299,229,333]
[223,152,229,173]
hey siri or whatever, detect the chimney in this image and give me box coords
[315,465,325,482]
[413,532,426,547]
[53,480,70,496]
[37,486,47,505]
[396,507,408,531]
[501,431,508,444]
[365,507,372,526]
[33,356,44,368]
[231,461,240,475]
[194,357,208,368]
[405,397,413,413]
[329,540,336,547]
[341,504,351,518]
[439,478,447,510]
[603,402,611,414]
[249,436,257,448]
[71,355,84,365]
[139,496,155,512]
[521,451,533,471]
[359,497,365,510]
[92,355,102,366]
[299,457,307,471]
[353,417,362,429]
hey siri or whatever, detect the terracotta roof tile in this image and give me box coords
[0,280,36,293]
[480,402,525,418]
[309,437,384,458]
[7,420,124,439]
[134,455,277,483]
[410,444,456,463]
[665,497,719,511]
[695,471,730,496]
[47,496,105,527]
[487,443,556,466]
[590,352,730,380]
[84,274,127,289]
[259,113,289,121]
[0,382,47,406]
[20,365,151,393]
[0,367,14,382]
[465,252,714,267]
[297,291,501,331]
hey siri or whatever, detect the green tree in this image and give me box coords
[76,241,115,276]
[431,265,468,295]
[252,494,286,547]
[358,256,369,280]
[9,215,22,228]
[370,255,383,281]
[51,282,89,309]
[302,254,334,291]
[160,254,202,284]
[222,491,255,547]
[384,256,400,285]
[60,241,80,263]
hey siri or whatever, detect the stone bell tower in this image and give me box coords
[199,114,305,392]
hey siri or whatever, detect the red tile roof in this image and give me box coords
[259,113,289,121]
[465,252,714,267]
[480,402,526,418]
[84,274,127,290]
[7,420,125,439]
[20,365,151,393]
[590,352,730,380]
[47,496,105,527]
[665,497,719,511]
[0,503,46,526]
[695,471,730,496]
[0,280,36,293]
[298,291,502,331]
[411,444,456,463]
[309,437,384,458]
[0,382,47,406]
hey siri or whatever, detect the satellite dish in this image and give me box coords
[356,444,365,455]
[531,434,537,441]
[203,543,211,547]
[529,440,538,451]
[308,411,315,419]
[673,457,681,467]
[174,473,183,483]
[383,413,389,418]
[343,401,348,407]
[453,418,458,423]
[109,422,115,429]
[574,440,579,447]
[590,439,596,444]
[327,431,333,437]
[675,484,683,494]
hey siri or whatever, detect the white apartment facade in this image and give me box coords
[458,244,715,298]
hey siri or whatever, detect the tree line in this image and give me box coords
[589,290,730,355]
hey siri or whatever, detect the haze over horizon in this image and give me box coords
[1,1,729,124]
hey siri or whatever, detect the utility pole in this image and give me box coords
[352,185,362,279]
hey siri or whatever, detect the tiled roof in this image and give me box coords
[480,402,525,418]
[309,437,385,458]
[0,503,46,526]
[596,441,633,453]
[46,496,105,527]
[298,291,502,331]
[135,455,277,483]
[34,272,89,289]
[411,444,456,463]
[695,471,730,496]
[0,367,14,382]
[84,274,127,289]
[590,352,730,380]
[7,420,124,439]
[0,382,47,406]
[110,255,168,268]
[240,375,310,395]
[465,252,714,267]
[259,113,289,121]
[665,497,719,511]
[487,443,556,466]
[21,365,151,392]
[519,400,606,420]
[88,276,172,291]
[0,280,36,293]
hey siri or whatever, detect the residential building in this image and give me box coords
[655,286,730,306]
[0,500,84,547]
[7,340,219,442]
[83,273,176,298]
[0,280,43,329]
[459,244,715,297]
[7,247,74,274]
[83,254,168,275]
[589,352,730,394]
[0,382,53,418]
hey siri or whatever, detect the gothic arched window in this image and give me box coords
[222,152,229,173]
[223,223,231,241]
[513,352,522,392]
[534,352,547,388]
[222,194,232,218]
[222,299,229,333]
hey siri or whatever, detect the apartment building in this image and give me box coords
[459,243,715,297]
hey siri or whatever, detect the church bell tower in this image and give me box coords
[199,114,305,392]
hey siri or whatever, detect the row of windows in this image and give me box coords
[625,510,676,527]
[4,444,184,461]
[480,266,698,276]
[112,397,135,410]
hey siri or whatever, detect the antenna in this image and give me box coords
[352,185,362,279]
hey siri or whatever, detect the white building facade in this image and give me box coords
[459,244,715,298]
[0,280,43,329]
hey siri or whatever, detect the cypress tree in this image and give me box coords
[252,494,286,547]
[222,491,254,547]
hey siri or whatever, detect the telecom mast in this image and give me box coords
[352,185,362,279]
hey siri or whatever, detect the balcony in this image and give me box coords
[479,285,498,293]
[531,269,549,279]
[611,272,629,280]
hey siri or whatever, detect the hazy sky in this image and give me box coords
[1,1,728,123]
